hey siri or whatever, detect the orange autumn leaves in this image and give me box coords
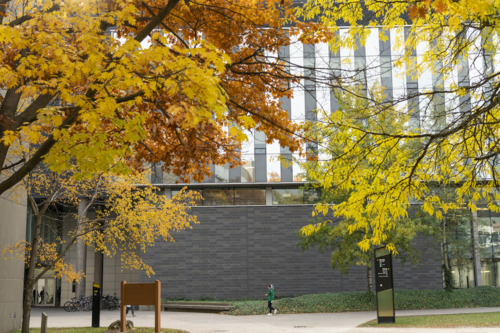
[129,0,309,183]
[0,0,324,195]
[408,0,447,20]
[408,0,495,20]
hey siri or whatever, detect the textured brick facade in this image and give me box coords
[140,205,443,299]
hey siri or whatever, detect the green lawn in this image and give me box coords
[225,287,500,315]
[361,312,500,328]
[13,328,187,333]
[159,287,500,316]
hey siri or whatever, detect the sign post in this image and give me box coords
[92,283,101,327]
[120,280,161,333]
[374,246,395,324]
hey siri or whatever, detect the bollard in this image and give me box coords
[92,283,101,327]
[41,312,48,333]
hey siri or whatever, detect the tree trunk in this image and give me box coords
[94,205,104,289]
[471,208,482,286]
[443,216,449,270]
[21,213,43,333]
[75,198,88,297]
[366,265,372,292]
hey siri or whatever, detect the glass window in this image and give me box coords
[241,156,255,183]
[481,260,495,286]
[329,57,341,80]
[491,209,500,257]
[203,164,215,183]
[215,164,229,183]
[254,152,267,182]
[163,172,178,184]
[35,268,56,278]
[478,216,493,259]
[453,210,472,259]
[149,189,165,207]
[171,189,203,206]
[292,154,305,182]
[449,260,460,288]
[291,89,305,120]
[255,130,266,148]
[280,153,293,182]
[203,188,234,206]
[458,261,474,288]
[495,260,500,287]
[235,188,266,205]
[303,44,316,89]
[457,56,469,85]
[380,56,392,79]
[241,129,254,155]
[41,213,60,245]
[151,162,163,184]
[267,153,281,182]
[492,225,500,258]
[355,57,366,87]
[272,188,303,205]
[229,164,241,183]
[304,188,322,204]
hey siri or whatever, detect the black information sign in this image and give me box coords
[374,247,395,324]
[92,283,101,327]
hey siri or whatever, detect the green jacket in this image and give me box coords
[267,288,274,302]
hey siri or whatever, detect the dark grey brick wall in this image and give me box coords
[140,205,443,299]
[391,236,443,290]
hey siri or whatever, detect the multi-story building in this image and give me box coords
[26,27,445,306]
[22,23,500,308]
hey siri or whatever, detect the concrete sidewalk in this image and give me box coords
[29,307,500,333]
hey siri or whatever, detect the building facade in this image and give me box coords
[139,203,443,299]
[0,184,27,332]
[25,25,499,306]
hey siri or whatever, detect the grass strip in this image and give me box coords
[361,311,500,328]
[226,286,500,315]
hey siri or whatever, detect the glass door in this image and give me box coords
[45,278,55,305]
[36,279,46,305]
[34,278,56,306]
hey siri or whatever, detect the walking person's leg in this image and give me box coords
[268,301,274,314]
[131,305,135,316]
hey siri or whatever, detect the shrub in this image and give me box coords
[228,287,500,315]
[443,265,454,292]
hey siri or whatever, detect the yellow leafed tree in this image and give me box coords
[3,165,200,332]
[296,0,500,253]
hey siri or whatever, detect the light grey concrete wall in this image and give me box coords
[0,190,27,333]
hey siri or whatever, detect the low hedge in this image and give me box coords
[227,287,500,315]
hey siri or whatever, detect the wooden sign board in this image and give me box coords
[121,280,161,332]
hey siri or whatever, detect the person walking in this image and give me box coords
[265,284,277,315]
[126,305,136,317]
[39,286,45,304]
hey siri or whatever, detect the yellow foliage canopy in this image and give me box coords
[297,0,500,252]
[3,169,201,282]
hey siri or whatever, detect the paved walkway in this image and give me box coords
[30,307,500,333]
